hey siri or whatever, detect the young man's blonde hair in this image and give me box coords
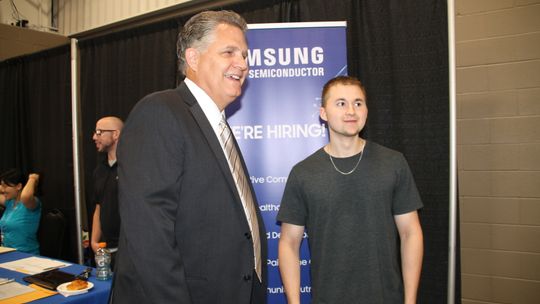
[321,75,367,107]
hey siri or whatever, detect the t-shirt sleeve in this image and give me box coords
[25,197,42,213]
[277,169,307,226]
[392,154,423,215]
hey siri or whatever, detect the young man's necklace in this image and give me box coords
[328,150,363,175]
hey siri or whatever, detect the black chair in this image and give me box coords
[37,208,67,259]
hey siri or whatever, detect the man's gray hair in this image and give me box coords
[177,10,247,74]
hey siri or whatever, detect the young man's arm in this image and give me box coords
[395,210,423,304]
[278,223,305,304]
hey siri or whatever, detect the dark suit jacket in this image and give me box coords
[112,82,267,304]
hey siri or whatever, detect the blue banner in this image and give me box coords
[226,22,347,304]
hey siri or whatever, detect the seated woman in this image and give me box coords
[0,169,41,254]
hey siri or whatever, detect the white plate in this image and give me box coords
[56,281,94,295]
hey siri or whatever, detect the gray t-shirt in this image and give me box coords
[277,141,423,304]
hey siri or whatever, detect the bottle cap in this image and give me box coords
[98,242,107,248]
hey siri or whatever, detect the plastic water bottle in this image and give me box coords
[95,242,111,280]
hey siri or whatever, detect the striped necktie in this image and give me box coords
[219,117,262,282]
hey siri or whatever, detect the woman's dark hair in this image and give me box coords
[0,168,26,187]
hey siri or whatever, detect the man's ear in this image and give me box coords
[185,48,199,72]
[319,107,328,122]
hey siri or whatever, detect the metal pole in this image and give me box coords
[447,0,457,303]
[71,38,84,264]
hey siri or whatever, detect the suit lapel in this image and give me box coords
[176,84,243,204]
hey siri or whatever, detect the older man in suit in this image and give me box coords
[112,10,267,304]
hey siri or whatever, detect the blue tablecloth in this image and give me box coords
[0,251,112,303]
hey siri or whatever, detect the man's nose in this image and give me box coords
[346,103,355,114]
[235,55,248,71]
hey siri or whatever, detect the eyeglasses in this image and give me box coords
[93,129,116,136]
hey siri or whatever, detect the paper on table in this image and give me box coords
[0,284,57,304]
[0,281,34,300]
[0,257,70,274]
[0,247,15,254]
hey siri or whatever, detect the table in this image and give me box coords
[0,251,112,303]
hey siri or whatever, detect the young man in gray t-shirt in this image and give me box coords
[277,76,424,304]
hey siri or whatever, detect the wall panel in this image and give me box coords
[57,0,191,36]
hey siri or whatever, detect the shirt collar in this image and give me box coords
[184,78,225,133]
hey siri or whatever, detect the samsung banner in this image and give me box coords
[226,22,347,304]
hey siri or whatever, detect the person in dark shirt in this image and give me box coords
[91,116,123,266]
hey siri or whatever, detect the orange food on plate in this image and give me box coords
[66,279,88,290]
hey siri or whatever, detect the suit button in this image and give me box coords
[243,274,252,281]
[244,232,251,240]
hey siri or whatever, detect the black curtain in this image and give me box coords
[0,58,31,174]
[78,20,179,234]
[0,46,76,261]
